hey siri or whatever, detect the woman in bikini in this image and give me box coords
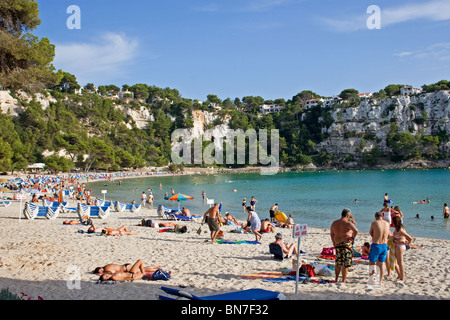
[392,215,414,282]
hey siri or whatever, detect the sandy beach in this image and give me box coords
[1,190,449,302]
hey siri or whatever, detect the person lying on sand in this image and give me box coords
[87,225,139,236]
[99,259,148,281]
[63,215,92,226]
[94,260,162,275]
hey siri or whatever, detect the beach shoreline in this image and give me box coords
[0,197,449,301]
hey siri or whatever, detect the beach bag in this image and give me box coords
[321,247,335,256]
[151,269,171,281]
[299,264,315,277]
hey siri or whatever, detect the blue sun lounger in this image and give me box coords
[170,212,201,221]
[0,201,11,207]
[159,286,286,300]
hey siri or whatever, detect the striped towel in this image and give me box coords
[387,236,396,271]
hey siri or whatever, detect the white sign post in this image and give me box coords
[101,190,107,202]
[206,198,214,208]
[293,224,308,294]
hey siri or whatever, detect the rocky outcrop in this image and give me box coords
[317,91,450,158]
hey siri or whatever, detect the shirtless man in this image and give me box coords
[202,203,221,243]
[330,209,358,283]
[181,207,191,217]
[269,203,278,223]
[368,212,390,286]
[261,218,275,233]
[444,203,449,219]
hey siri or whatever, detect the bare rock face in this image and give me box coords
[317,91,450,157]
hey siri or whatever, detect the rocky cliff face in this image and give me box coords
[317,91,450,158]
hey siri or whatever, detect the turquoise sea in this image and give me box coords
[88,169,450,240]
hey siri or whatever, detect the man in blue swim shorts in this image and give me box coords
[368,212,391,286]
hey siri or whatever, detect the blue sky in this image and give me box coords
[34,0,450,101]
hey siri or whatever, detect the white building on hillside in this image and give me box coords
[303,98,325,109]
[358,92,373,99]
[259,104,284,114]
[400,86,422,96]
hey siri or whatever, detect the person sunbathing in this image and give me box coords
[99,259,148,281]
[181,207,191,217]
[94,260,161,275]
[271,233,298,258]
[260,218,275,233]
[101,225,140,236]
[87,224,139,236]
[224,212,239,225]
[64,215,91,226]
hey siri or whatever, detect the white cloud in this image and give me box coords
[321,0,450,32]
[382,0,450,26]
[394,42,450,61]
[53,32,139,84]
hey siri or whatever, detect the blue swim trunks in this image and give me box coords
[368,243,388,263]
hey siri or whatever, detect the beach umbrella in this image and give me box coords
[164,193,194,209]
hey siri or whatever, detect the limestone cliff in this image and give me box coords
[317,91,450,159]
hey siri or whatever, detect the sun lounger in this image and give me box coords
[158,205,182,219]
[23,202,61,220]
[77,203,111,219]
[159,286,286,300]
[170,212,200,221]
[96,198,114,209]
[114,201,141,213]
[43,199,69,212]
[0,201,11,207]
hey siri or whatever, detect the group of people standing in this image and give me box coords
[330,195,415,286]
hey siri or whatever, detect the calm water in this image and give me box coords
[88,169,450,240]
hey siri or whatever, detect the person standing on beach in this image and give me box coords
[202,203,221,243]
[247,206,262,242]
[368,212,390,287]
[250,196,258,210]
[269,203,278,223]
[330,209,358,283]
[147,192,154,209]
[392,215,414,283]
[141,192,147,208]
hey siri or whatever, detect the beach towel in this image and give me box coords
[240,272,283,280]
[216,239,260,245]
[262,275,308,283]
[387,236,396,271]
[262,275,334,284]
